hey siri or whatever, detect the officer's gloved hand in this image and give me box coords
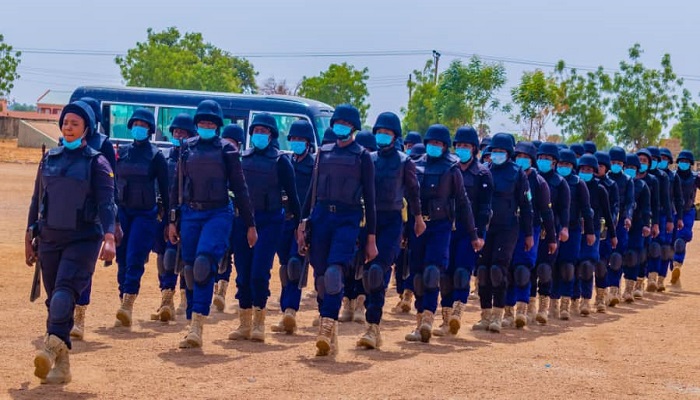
[611,236,618,249]
[365,234,378,262]
[472,238,484,252]
[168,223,179,244]
[624,218,632,231]
[24,230,36,267]
[100,233,116,262]
[524,236,534,252]
[247,227,258,248]
[642,226,651,237]
[115,223,124,246]
[559,227,569,243]
[651,224,660,238]
[548,241,557,255]
[666,221,674,234]
[677,219,685,231]
[585,234,595,246]
[414,218,426,237]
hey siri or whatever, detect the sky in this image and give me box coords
[3,0,700,136]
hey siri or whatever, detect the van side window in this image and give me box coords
[157,106,196,141]
[109,104,156,140]
[250,113,310,150]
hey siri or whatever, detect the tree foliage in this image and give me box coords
[401,60,438,134]
[259,77,296,95]
[606,44,684,150]
[297,63,370,121]
[510,69,559,141]
[672,96,700,156]
[116,27,257,93]
[0,34,21,98]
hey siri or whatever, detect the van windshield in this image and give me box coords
[314,116,331,141]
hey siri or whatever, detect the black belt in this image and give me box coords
[319,203,362,213]
[187,201,228,211]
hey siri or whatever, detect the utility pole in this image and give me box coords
[432,50,441,85]
[408,73,413,102]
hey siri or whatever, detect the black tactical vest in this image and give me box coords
[242,147,283,212]
[416,156,456,221]
[316,143,364,207]
[489,162,520,226]
[116,142,159,210]
[183,137,229,207]
[372,149,408,212]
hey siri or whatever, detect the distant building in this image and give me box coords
[36,90,72,115]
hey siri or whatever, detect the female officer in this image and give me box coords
[114,108,169,327]
[168,100,257,349]
[228,113,299,343]
[27,100,116,383]
[151,113,196,322]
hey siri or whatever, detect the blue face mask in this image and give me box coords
[406,148,412,155]
[198,127,216,140]
[455,148,472,163]
[610,164,623,174]
[375,133,393,147]
[557,166,572,177]
[491,152,507,165]
[62,136,83,150]
[515,157,531,170]
[658,160,669,170]
[678,161,691,171]
[130,126,149,141]
[651,160,658,170]
[290,141,307,155]
[537,159,553,173]
[624,168,638,179]
[171,137,181,147]
[333,124,352,139]
[251,133,270,150]
[579,172,594,182]
[426,144,443,158]
[639,164,648,173]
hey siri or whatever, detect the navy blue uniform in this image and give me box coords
[596,174,619,289]
[28,146,116,349]
[662,165,685,278]
[639,172,659,281]
[607,170,635,289]
[674,169,700,265]
[625,178,651,281]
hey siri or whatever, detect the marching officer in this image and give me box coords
[297,104,378,356]
[671,150,700,289]
[27,101,117,383]
[168,100,257,349]
[228,114,300,343]
[404,131,422,155]
[645,146,675,292]
[114,108,169,327]
[404,124,479,342]
[658,147,685,291]
[472,132,532,333]
[635,148,660,299]
[272,120,316,334]
[593,151,620,313]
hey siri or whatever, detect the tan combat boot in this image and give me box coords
[34,334,70,383]
[213,280,229,312]
[449,302,465,334]
[536,295,550,324]
[570,298,580,315]
[400,290,414,312]
[633,278,644,299]
[391,292,405,313]
[116,293,137,327]
[472,309,492,331]
[515,301,528,328]
[549,298,560,320]
[608,286,621,307]
[228,308,253,340]
[419,310,435,342]
[357,323,382,349]
[353,295,367,323]
[70,305,87,340]
[179,312,205,348]
[670,262,682,290]
[559,297,571,320]
[315,317,337,356]
[251,307,266,342]
[580,298,591,316]
[44,337,71,384]
[338,297,355,322]
[657,274,666,292]
[151,289,175,322]
[405,313,423,341]
[489,308,504,333]
[271,308,297,334]
[595,288,607,313]
[646,272,658,292]
[623,280,635,303]
[501,306,515,328]
[468,277,480,301]
[176,289,187,315]
[432,307,452,337]
[527,297,537,323]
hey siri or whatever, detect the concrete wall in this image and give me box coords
[17,120,58,148]
[0,118,20,139]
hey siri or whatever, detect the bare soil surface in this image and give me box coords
[1,161,699,399]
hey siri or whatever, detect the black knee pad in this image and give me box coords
[595,260,608,278]
[513,265,530,288]
[490,265,504,287]
[623,251,638,267]
[193,255,213,285]
[609,252,623,271]
[163,248,177,273]
[324,265,344,295]
[413,273,425,296]
[674,238,686,254]
[477,265,489,286]
[362,263,385,294]
[453,268,471,290]
[287,257,303,282]
[648,242,662,259]
[423,265,440,291]
[49,288,74,325]
[537,263,552,284]
[279,263,289,287]
[560,263,575,282]
[183,265,194,290]
[661,245,674,261]
[638,249,647,265]
[580,260,595,281]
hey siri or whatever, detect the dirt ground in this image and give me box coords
[1,159,700,400]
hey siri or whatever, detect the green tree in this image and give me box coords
[607,44,684,150]
[401,59,438,134]
[554,61,611,148]
[435,60,472,130]
[510,69,559,141]
[672,96,700,156]
[10,102,36,111]
[116,27,257,93]
[297,63,370,121]
[0,34,21,98]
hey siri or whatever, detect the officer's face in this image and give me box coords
[427,140,445,151]
[172,128,190,141]
[661,156,672,164]
[611,161,624,169]
[61,113,87,142]
[406,143,414,150]
[580,166,595,174]
[597,164,608,176]
[638,155,651,169]
[198,120,217,129]
[455,143,474,152]
[133,120,150,129]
